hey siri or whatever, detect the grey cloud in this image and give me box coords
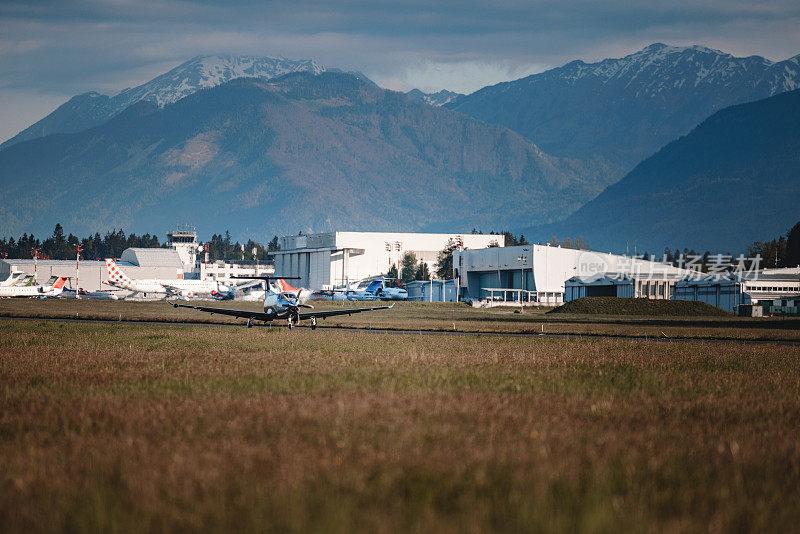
[0,0,799,142]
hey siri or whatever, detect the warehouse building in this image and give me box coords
[454,245,689,306]
[272,231,503,290]
[673,268,800,313]
[565,272,687,301]
[405,279,457,302]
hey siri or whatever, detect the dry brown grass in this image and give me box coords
[1,320,799,532]
[1,298,799,341]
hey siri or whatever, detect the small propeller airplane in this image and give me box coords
[169,275,394,329]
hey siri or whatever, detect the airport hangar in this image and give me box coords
[271,231,504,290]
[454,245,690,305]
[672,267,800,314]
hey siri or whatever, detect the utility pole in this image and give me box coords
[75,244,82,298]
[454,236,463,303]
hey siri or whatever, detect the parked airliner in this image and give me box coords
[0,275,69,298]
[105,259,234,299]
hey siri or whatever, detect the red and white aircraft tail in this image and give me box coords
[51,276,68,290]
[105,259,135,290]
[271,278,313,305]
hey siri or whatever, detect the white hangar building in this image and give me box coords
[272,231,504,290]
[454,244,689,305]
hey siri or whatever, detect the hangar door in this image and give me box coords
[586,285,617,297]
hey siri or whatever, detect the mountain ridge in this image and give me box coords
[0,54,334,150]
[406,88,463,107]
[518,88,800,254]
[447,43,800,177]
[0,73,602,240]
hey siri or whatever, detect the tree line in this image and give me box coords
[0,224,161,261]
[471,228,591,250]
[204,232,279,262]
[0,224,280,262]
[746,221,800,269]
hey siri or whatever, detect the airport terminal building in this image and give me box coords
[272,231,504,290]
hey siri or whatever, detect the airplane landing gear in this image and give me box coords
[247,317,253,328]
[311,316,317,330]
[287,309,299,329]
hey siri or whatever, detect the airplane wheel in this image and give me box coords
[311,317,317,330]
[287,309,299,329]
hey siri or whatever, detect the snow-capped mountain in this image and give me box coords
[448,43,800,176]
[406,88,463,107]
[556,43,799,96]
[114,54,326,109]
[0,54,329,150]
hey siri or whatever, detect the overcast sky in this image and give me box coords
[1,0,799,143]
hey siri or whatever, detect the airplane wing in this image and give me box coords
[233,279,266,291]
[160,284,187,297]
[168,302,394,322]
[169,302,274,320]
[299,303,394,319]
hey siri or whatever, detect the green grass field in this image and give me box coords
[1,319,799,532]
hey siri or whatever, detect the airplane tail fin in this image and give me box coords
[52,276,68,290]
[48,276,69,294]
[275,278,300,293]
[365,278,383,293]
[105,259,134,288]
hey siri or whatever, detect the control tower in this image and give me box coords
[166,225,201,275]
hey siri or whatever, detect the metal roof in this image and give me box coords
[568,272,687,285]
[120,248,183,268]
[1,259,130,267]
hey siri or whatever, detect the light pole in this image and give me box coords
[32,248,40,285]
[517,252,528,311]
[395,241,401,283]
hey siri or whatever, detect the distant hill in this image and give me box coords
[0,54,332,150]
[447,43,800,178]
[0,73,601,239]
[406,89,463,107]
[521,89,800,254]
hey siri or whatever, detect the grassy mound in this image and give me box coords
[549,297,731,316]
